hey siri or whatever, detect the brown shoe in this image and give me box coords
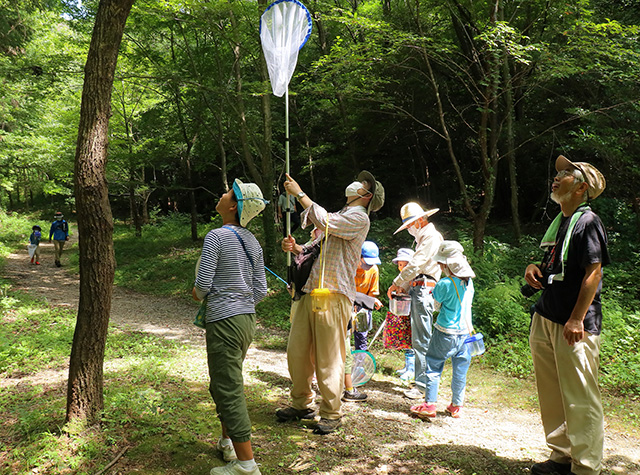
[313,417,342,434]
[530,460,572,475]
[275,406,316,422]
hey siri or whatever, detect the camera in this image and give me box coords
[520,275,547,298]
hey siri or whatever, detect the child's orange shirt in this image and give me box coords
[355,265,379,297]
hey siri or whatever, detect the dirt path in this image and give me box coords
[3,235,640,475]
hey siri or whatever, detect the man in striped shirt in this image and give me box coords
[276,171,384,435]
[193,179,267,475]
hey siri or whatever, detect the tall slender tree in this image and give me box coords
[67,0,134,425]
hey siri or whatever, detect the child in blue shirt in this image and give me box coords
[28,225,42,265]
[409,241,475,419]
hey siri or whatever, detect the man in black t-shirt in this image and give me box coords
[523,156,609,475]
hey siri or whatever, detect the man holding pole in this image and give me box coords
[276,171,384,434]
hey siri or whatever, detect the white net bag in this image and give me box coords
[260,0,312,97]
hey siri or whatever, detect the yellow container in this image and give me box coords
[310,288,331,312]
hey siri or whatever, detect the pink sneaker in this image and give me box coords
[410,402,436,420]
[445,403,461,418]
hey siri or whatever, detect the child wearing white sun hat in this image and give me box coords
[410,240,476,421]
[193,179,269,475]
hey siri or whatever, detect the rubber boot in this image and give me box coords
[396,349,413,376]
[400,352,415,381]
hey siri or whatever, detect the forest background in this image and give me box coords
[1,0,640,473]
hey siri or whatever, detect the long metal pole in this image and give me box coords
[285,87,291,267]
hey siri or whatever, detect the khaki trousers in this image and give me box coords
[53,240,65,262]
[530,313,603,475]
[287,293,351,420]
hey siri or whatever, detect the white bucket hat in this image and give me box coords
[432,240,475,279]
[392,248,414,264]
[232,179,269,227]
[394,202,439,235]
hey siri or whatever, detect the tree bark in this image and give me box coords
[67,0,133,425]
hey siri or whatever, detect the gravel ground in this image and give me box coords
[3,235,640,475]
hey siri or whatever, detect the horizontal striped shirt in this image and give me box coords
[194,225,267,323]
[301,203,370,303]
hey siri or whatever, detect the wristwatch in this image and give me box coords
[296,191,306,200]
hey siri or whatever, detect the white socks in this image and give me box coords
[236,459,257,470]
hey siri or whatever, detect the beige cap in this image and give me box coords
[556,155,606,200]
[393,202,439,235]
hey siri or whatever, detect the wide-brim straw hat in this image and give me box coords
[394,202,439,234]
[232,179,269,227]
[357,170,385,214]
[556,155,606,200]
[432,240,475,279]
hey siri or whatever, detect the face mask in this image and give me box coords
[56,218,62,221]
[407,225,419,237]
[345,181,363,197]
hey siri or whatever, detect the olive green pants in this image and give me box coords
[206,313,256,443]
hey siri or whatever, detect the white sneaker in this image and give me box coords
[403,387,425,399]
[210,460,261,475]
[399,370,415,381]
[215,438,237,462]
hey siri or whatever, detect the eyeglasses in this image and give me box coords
[555,169,584,182]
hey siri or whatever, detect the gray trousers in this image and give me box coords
[409,283,435,390]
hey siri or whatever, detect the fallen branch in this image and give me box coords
[95,445,130,475]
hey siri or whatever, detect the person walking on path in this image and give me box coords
[276,171,384,435]
[524,155,609,475]
[28,225,42,265]
[192,179,268,475]
[48,211,69,267]
[387,203,443,399]
[410,240,475,420]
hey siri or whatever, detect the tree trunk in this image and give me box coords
[67,0,133,426]
[500,4,522,244]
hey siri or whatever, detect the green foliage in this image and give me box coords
[256,287,292,330]
[0,208,51,256]
[600,291,640,396]
[111,214,213,297]
[0,299,75,377]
